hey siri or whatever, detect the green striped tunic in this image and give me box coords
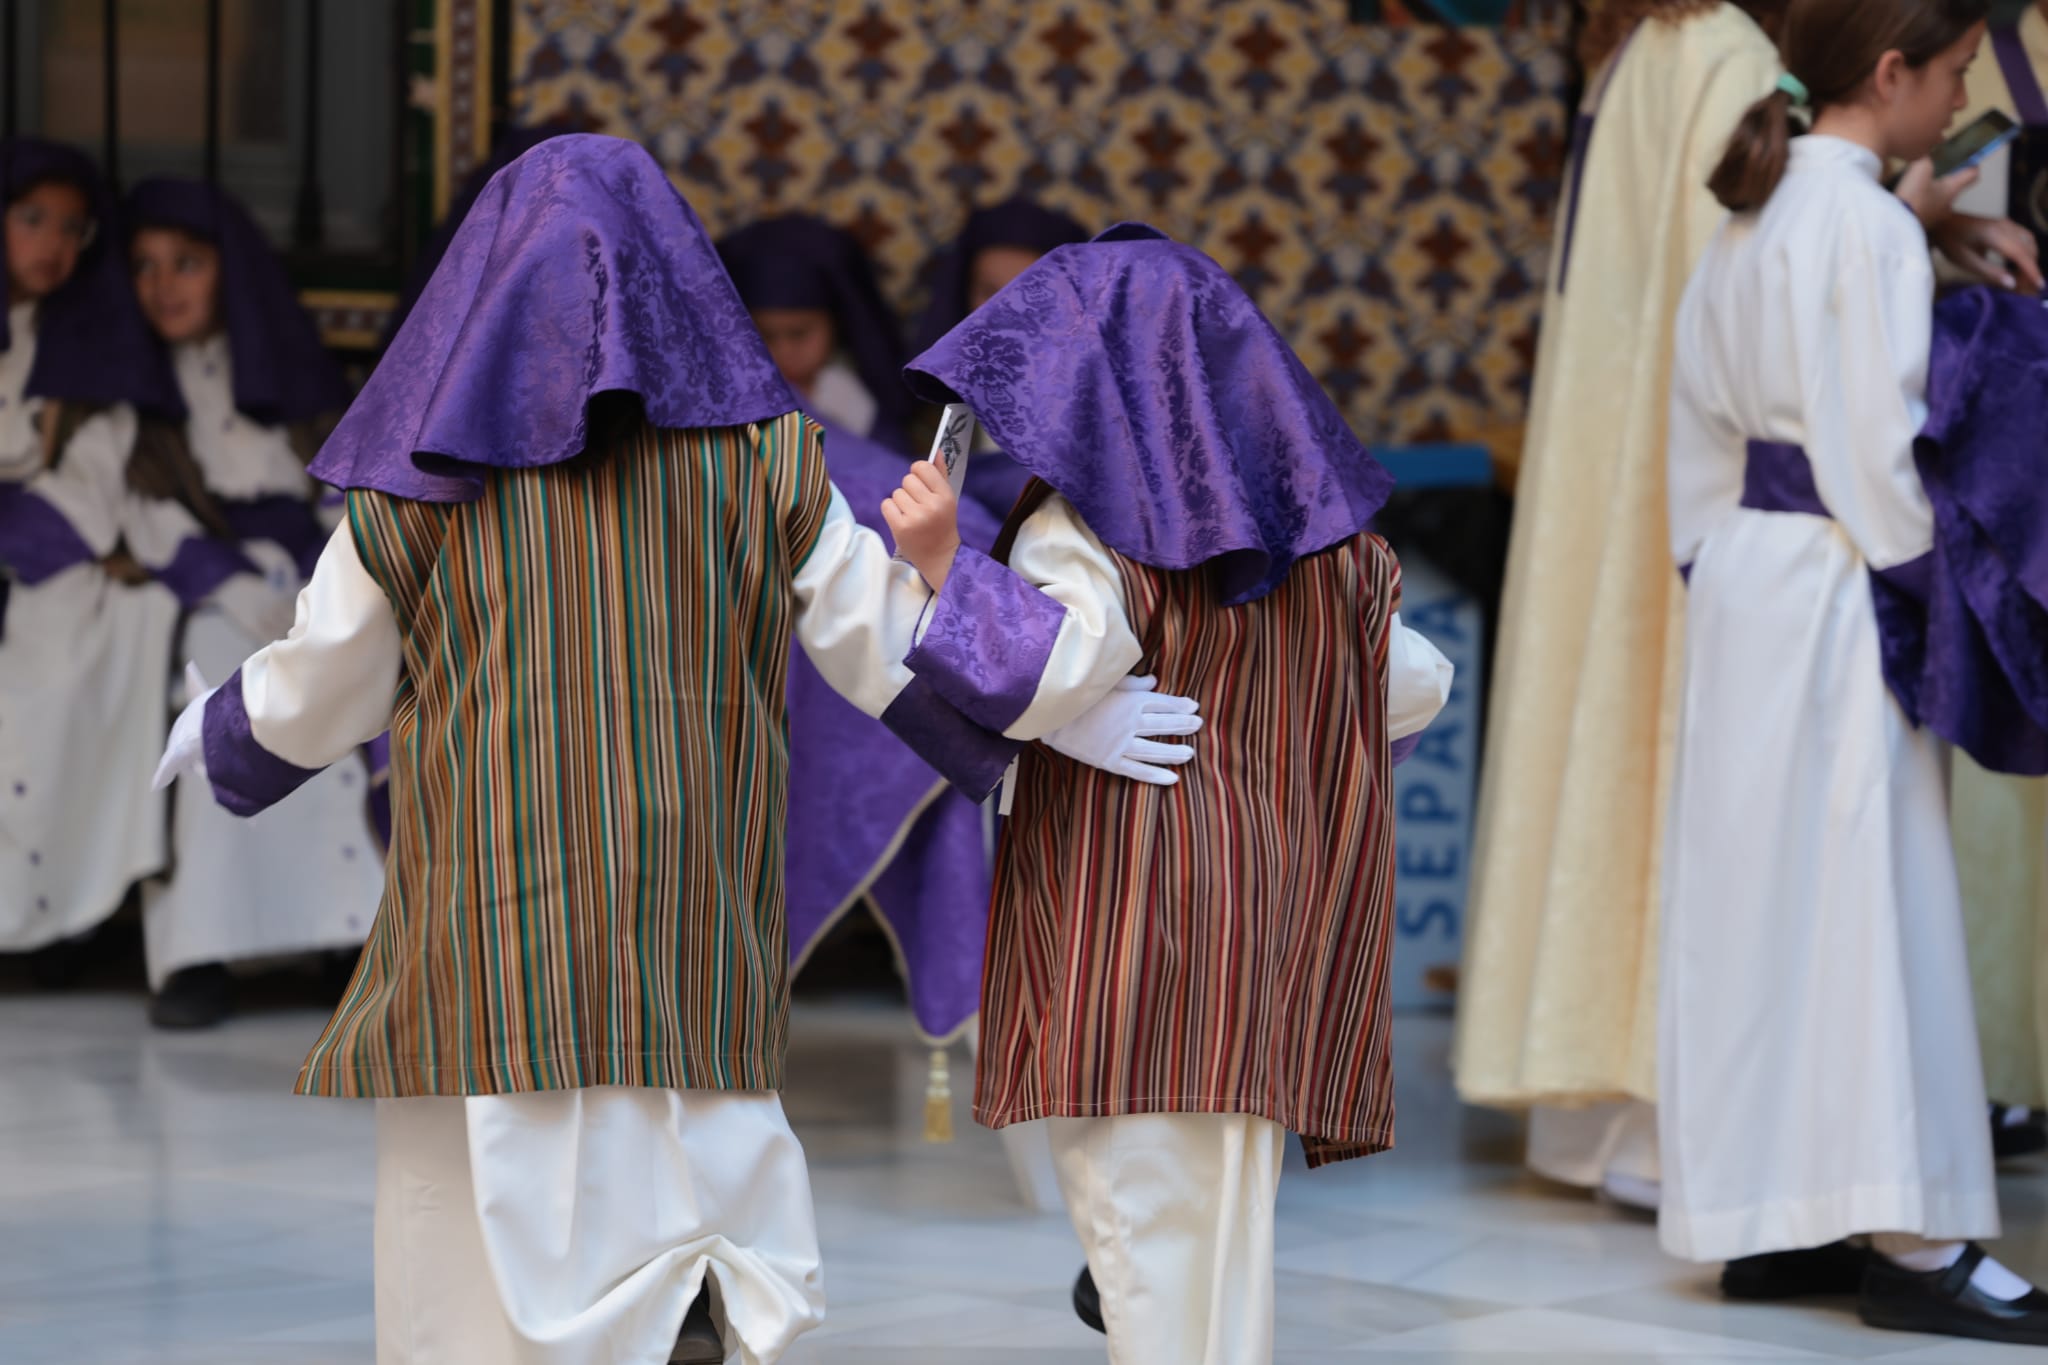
[296,412,831,1099]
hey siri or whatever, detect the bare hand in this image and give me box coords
[881,460,962,593]
[100,549,151,585]
[1895,157,1980,232]
[1931,212,2046,293]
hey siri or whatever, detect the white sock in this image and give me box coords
[1871,1235,2035,1301]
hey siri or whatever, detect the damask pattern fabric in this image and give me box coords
[508,2,1568,452]
[311,136,798,503]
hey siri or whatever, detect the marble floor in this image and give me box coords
[3,992,2047,1365]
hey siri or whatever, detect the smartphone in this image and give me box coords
[1934,109,2021,180]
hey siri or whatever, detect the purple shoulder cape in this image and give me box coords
[309,135,796,502]
[905,225,1392,606]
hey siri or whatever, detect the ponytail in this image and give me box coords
[1711,0,1988,214]
[1709,89,1798,213]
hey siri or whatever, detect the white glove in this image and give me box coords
[1045,676,1204,786]
[154,662,215,791]
[214,571,299,643]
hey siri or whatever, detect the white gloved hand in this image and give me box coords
[153,662,215,791]
[214,571,299,643]
[1044,676,1204,786]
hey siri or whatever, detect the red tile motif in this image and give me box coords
[509,1,1568,453]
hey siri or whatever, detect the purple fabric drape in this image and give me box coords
[906,225,1394,606]
[310,135,797,503]
[0,484,98,584]
[784,420,1000,1039]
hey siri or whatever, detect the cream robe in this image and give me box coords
[1659,135,1995,1261]
[1454,5,1779,1110]
[1945,6,2048,1108]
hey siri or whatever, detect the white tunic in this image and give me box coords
[139,336,384,987]
[1659,135,1996,1261]
[0,304,179,948]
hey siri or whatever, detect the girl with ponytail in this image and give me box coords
[1660,0,2048,1347]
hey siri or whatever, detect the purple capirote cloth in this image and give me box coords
[784,420,1000,1041]
[126,178,352,425]
[310,135,798,503]
[202,668,323,817]
[906,224,1394,606]
[0,484,97,583]
[1,139,181,413]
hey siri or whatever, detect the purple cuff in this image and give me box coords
[159,537,259,608]
[903,546,1068,733]
[0,485,98,584]
[1391,734,1422,766]
[1678,561,1693,586]
[202,667,325,817]
[881,676,1026,801]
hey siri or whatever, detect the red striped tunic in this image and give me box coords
[975,528,1402,1166]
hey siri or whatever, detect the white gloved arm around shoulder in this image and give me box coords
[1042,675,1204,786]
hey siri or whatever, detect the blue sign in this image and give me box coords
[1388,553,1481,1009]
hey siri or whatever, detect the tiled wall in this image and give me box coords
[510,1,1568,454]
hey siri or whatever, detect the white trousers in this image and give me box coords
[374,1087,824,1365]
[1048,1112,1285,1365]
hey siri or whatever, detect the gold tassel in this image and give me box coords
[923,1046,955,1143]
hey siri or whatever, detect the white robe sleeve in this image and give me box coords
[1667,277,1747,572]
[238,521,403,765]
[157,520,401,812]
[788,484,942,720]
[989,495,1144,739]
[1387,613,1454,741]
[1793,234,1936,572]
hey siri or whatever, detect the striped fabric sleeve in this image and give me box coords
[779,412,835,569]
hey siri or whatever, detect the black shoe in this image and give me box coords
[1072,1265,1104,1334]
[1992,1102,2048,1161]
[1860,1243,2048,1346]
[149,963,234,1030]
[1721,1242,1870,1300]
[670,1285,723,1363]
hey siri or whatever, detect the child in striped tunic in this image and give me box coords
[153,135,1204,1365]
[906,224,1454,1365]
